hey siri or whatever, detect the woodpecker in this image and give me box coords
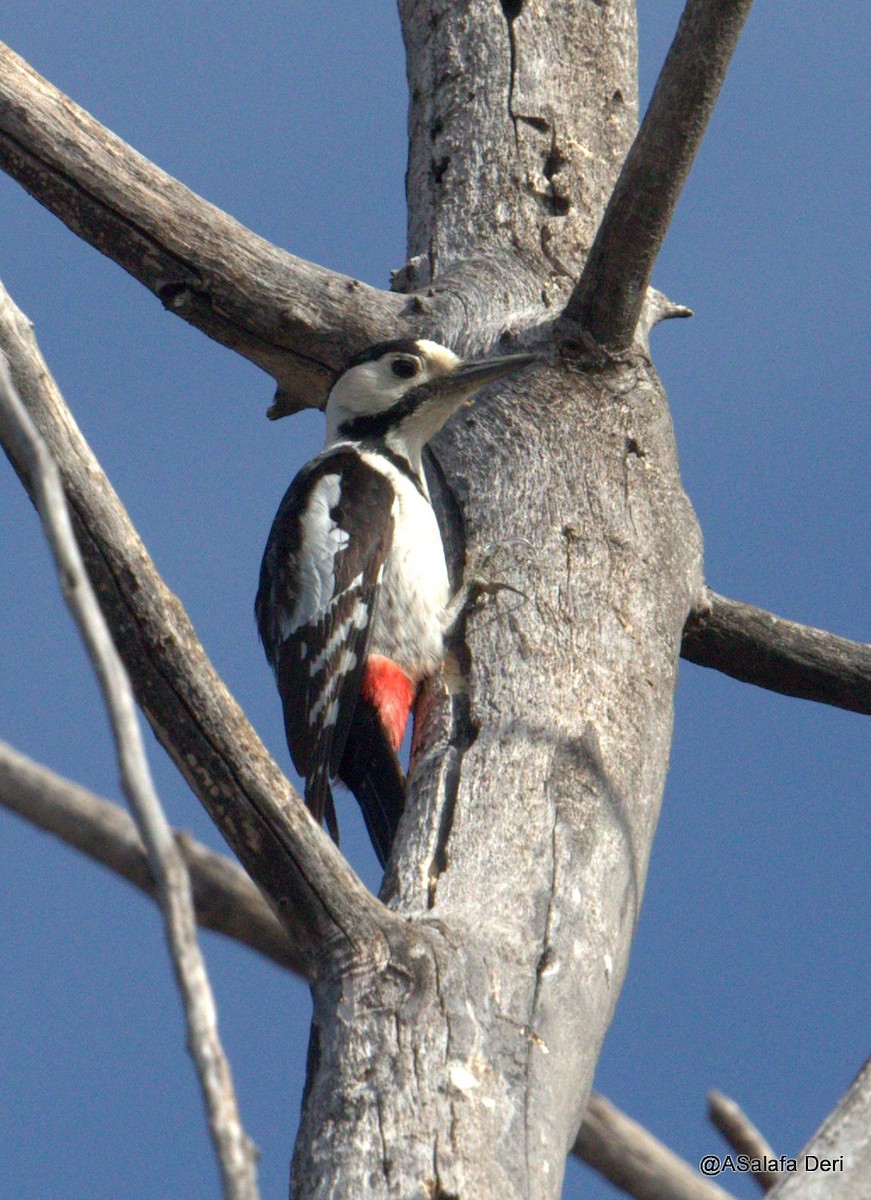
[256,338,536,866]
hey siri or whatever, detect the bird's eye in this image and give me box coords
[391,357,419,379]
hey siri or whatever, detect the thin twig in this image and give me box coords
[709,1090,778,1191]
[575,1092,735,1200]
[563,0,754,347]
[0,354,260,1200]
[682,589,871,715]
[0,738,302,977]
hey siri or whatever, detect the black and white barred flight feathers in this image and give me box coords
[256,450,400,858]
[256,338,537,867]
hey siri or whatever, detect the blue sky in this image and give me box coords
[0,4,867,1198]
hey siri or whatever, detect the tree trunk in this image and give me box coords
[291,4,703,1197]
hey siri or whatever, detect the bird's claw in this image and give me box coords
[464,578,526,611]
[445,543,529,633]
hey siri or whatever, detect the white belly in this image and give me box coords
[360,454,450,679]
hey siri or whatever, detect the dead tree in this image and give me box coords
[0,2,868,1198]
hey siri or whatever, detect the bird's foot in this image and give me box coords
[445,542,529,633]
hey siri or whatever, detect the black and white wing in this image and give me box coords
[256,447,394,838]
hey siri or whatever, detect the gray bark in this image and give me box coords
[0,44,399,412]
[565,0,753,346]
[0,737,301,974]
[0,281,391,978]
[767,1057,871,1200]
[683,590,871,714]
[579,1093,733,1200]
[0,355,259,1200]
[708,1091,778,1192]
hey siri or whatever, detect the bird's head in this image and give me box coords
[324,338,537,460]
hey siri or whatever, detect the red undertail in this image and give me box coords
[361,655,415,751]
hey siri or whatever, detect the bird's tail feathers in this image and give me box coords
[304,767,339,846]
[339,700,406,868]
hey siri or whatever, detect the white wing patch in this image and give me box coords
[336,648,357,674]
[308,672,350,728]
[279,474,347,637]
[330,571,363,607]
[350,597,369,629]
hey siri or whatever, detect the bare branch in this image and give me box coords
[563,0,753,347]
[0,278,394,970]
[0,44,551,410]
[3,736,752,1199]
[0,42,406,412]
[574,1092,735,1200]
[0,738,302,976]
[0,356,259,1200]
[682,589,871,715]
[767,1056,871,1199]
[709,1090,778,1191]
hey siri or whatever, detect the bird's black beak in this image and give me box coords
[448,351,539,393]
[385,348,539,444]
[404,351,539,432]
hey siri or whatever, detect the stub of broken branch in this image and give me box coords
[682,589,871,715]
[576,1092,734,1200]
[709,1090,778,1191]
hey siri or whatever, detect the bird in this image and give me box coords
[255,337,536,866]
